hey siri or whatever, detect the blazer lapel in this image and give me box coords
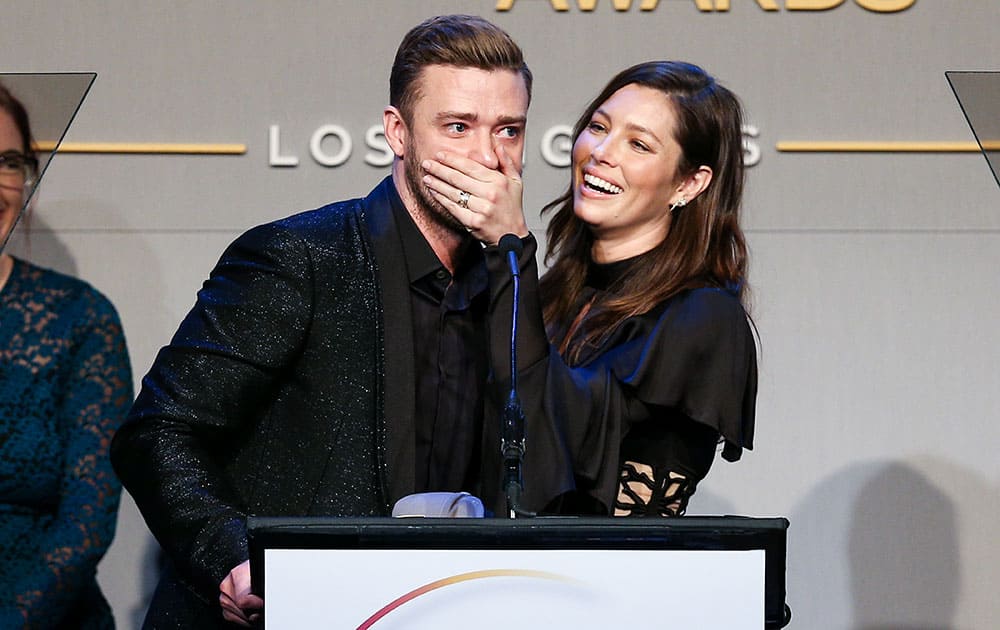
[361,176,416,505]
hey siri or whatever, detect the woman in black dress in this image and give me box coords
[423,61,756,517]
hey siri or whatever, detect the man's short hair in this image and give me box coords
[390,14,532,124]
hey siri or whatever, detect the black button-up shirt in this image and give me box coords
[391,198,489,494]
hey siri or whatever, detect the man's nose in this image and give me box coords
[468,132,499,169]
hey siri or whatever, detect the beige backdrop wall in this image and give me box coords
[7,1,999,628]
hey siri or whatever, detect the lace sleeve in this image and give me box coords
[613,410,719,517]
[15,293,133,625]
[615,463,698,517]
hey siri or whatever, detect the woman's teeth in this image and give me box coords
[583,173,622,194]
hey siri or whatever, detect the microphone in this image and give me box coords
[497,234,529,518]
[498,233,523,278]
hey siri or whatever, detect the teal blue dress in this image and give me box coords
[0,258,133,628]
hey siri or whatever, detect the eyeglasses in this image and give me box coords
[0,150,39,188]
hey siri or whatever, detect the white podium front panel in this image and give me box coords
[264,547,765,629]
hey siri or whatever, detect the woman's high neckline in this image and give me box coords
[585,249,656,292]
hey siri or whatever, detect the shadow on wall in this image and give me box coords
[5,209,78,276]
[787,460,962,630]
[848,462,959,630]
[685,484,737,516]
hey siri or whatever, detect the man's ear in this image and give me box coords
[383,106,407,158]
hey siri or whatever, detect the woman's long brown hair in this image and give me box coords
[540,61,749,364]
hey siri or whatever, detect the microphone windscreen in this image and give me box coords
[391,492,485,518]
[498,233,524,257]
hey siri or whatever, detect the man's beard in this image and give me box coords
[403,137,467,235]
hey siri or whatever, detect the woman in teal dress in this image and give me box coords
[1,82,133,628]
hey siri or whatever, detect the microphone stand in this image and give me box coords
[498,235,531,519]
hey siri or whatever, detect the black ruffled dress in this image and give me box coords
[484,235,757,516]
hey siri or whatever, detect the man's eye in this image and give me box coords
[447,123,467,134]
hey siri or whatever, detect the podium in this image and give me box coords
[249,516,790,629]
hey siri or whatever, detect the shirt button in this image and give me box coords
[434,270,449,281]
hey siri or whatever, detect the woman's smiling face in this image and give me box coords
[571,83,691,260]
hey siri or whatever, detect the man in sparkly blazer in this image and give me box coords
[112,15,542,628]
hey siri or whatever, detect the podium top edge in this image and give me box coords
[247,515,790,535]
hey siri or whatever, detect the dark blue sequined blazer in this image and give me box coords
[111,177,422,622]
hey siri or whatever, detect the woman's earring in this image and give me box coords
[669,197,688,212]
